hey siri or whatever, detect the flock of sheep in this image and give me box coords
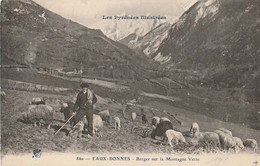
[151,118,257,153]
[19,97,258,153]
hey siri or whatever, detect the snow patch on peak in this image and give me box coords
[195,0,219,24]
[205,0,217,7]
[153,52,171,64]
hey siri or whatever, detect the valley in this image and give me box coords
[1,0,259,160]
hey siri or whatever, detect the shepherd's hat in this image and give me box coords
[80,83,89,88]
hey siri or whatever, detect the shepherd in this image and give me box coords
[69,83,97,138]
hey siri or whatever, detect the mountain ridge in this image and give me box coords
[1,0,158,81]
[152,0,259,90]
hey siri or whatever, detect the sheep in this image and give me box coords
[75,120,85,138]
[142,114,148,124]
[164,129,186,147]
[233,137,244,151]
[194,132,221,148]
[60,102,74,122]
[190,122,199,137]
[223,133,244,152]
[45,98,61,111]
[22,105,54,129]
[221,134,238,151]
[31,97,45,105]
[131,112,136,121]
[83,114,103,137]
[219,128,232,136]
[160,117,171,123]
[69,118,86,138]
[1,90,6,101]
[243,139,258,152]
[188,138,199,146]
[151,116,160,129]
[114,116,121,130]
[151,121,173,139]
[214,130,226,148]
[93,114,103,137]
[203,132,221,148]
[214,130,243,152]
[214,129,223,134]
[98,110,110,125]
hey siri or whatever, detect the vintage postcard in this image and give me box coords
[1,0,259,165]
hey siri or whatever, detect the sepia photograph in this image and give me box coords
[0,0,259,165]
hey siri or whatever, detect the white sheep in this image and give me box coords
[114,116,121,130]
[62,103,68,108]
[243,139,258,152]
[214,130,226,148]
[67,119,85,138]
[233,137,244,151]
[45,98,61,110]
[22,105,54,129]
[151,116,160,129]
[219,128,232,136]
[93,114,103,135]
[76,120,84,138]
[215,130,244,152]
[164,129,186,147]
[190,122,199,137]
[131,112,137,121]
[221,134,237,151]
[195,131,221,148]
[160,117,171,123]
[83,114,103,137]
[31,97,45,105]
[98,110,110,125]
[1,90,6,101]
[214,129,222,134]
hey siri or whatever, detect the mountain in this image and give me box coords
[89,12,175,43]
[152,0,260,93]
[90,15,176,58]
[129,22,172,58]
[1,0,157,80]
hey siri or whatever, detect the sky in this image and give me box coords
[32,0,198,27]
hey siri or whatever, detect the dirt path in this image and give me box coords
[141,92,181,102]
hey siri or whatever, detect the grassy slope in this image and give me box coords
[1,89,259,156]
[2,68,259,130]
[0,90,172,155]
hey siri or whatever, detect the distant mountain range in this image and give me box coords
[89,15,177,59]
[129,22,172,59]
[89,12,177,46]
